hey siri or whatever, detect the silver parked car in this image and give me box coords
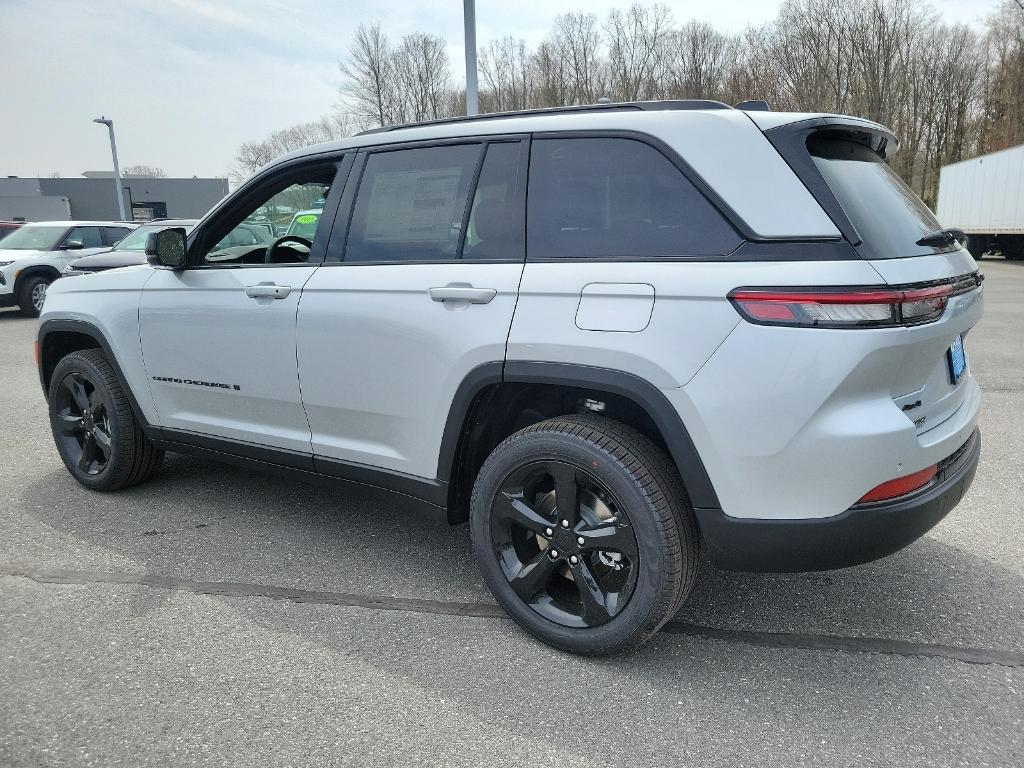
[38,100,982,653]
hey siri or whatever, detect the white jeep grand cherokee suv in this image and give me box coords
[0,221,136,316]
[37,101,983,654]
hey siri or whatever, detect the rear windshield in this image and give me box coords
[808,136,954,260]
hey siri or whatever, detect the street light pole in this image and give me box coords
[92,116,127,221]
[463,0,478,116]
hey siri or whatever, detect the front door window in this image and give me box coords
[196,173,334,266]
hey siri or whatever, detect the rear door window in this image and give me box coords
[462,142,525,261]
[102,226,132,245]
[808,136,953,260]
[344,144,481,263]
[527,137,741,259]
[63,226,104,248]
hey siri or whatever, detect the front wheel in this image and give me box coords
[470,415,699,654]
[17,275,51,318]
[48,349,164,491]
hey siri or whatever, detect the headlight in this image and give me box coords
[0,261,14,267]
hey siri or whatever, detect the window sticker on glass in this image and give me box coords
[364,168,463,243]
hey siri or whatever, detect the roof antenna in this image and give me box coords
[597,96,612,104]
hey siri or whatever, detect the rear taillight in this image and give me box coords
[857,464,937,503]
[729,285,952,328]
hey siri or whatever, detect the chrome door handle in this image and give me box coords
[245,284,291,299]
[428,285,497,304]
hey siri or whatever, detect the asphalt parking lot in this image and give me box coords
[1,261,1022,767]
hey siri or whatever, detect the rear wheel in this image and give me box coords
[48,349,164,491]
[1001,236,1024,261]
[470,414,698,654]
[965,234,987,260]
[17,275,51,318]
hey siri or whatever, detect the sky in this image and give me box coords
[0,0,1004,180]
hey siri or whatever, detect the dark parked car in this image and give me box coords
[61,219,198,276]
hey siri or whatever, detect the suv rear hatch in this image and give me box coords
[761,116,983,436]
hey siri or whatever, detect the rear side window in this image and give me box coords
[462,142,524,261]
[102,226,132,245]
[527,138,740,259]
[63,226,103,248]
[345,144,481,262]
[808,136,951,260]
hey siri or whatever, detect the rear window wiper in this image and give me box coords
[916,227,965,247]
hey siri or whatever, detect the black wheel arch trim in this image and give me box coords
[37,319,159,439]
[14,264,61,294]
[437,361,721,511]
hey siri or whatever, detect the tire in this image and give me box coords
[470,414,699,654]
[48,349,164,491]
[17,274,51,318]
[1002,236,1024,261]
[965,235,986,260]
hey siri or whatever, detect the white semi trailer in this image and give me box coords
[937,143,1024,260]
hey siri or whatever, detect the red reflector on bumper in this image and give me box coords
[858,464,938,504]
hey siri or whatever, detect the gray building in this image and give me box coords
[0,174,228,222]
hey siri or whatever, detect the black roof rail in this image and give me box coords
[355,99,733,136]
[734,100,770,111]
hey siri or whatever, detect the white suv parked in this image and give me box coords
[0,220,137,316]
[37,101,983,654]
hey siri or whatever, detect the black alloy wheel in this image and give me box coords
[471,414,699,654]
[53,371,113,476]
[491,460,639,628]
[48,349,164,491]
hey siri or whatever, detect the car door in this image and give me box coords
[54,226,109,265]
[138,157,349,455]
[296,139,528,483]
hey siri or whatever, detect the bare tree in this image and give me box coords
[979,1,1024,152]
[340,25,457,126]
[340,23,398,126]
[480,36,532,112]
[122,165,167,178]
[667,20,733,100]
[530,40,570,108]
[232,115,355,183]
[554,12,606,104]
[605,3,674,101]
[322,0,1012,203]
[393,32,457,122]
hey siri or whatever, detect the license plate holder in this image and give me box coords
[948,335,967,385]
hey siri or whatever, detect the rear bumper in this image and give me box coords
[696,428,981,572]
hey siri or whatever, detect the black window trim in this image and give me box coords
[323,133,531,267]
[183,154,353,270]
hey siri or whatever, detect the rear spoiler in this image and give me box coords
[761,116,900,248]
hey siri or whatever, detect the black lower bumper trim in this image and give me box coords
[695,429,981,573]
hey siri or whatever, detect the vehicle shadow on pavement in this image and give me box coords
[16,451,1024,656]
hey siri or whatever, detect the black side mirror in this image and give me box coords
[61,240,85,250]
[145,227,187,269]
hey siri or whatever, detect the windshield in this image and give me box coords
[113,224,195,252]
[286,211,321,240]
[809,136,953,260]
[0,225,67,251]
